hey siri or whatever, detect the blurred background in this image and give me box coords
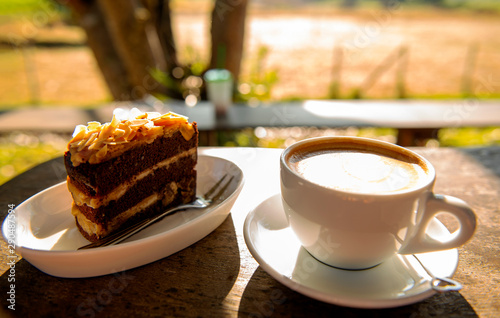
[1,0,500,184]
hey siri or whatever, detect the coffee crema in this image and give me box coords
[287,147,428,194]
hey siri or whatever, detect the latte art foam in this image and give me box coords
[289,150,428,194]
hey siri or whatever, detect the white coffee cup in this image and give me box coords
[280,136,476,270]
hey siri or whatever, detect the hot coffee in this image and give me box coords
[286,141,429,194]
[281,136,476,269]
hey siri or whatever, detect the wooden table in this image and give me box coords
[0,146,499,317]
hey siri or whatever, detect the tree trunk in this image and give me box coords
[63,0,249,102]
[98,0,167,100]
[65,0,134,100]
[145,0,179,73]
[143,0,184,100]
[209,0,248,84]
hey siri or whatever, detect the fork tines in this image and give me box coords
[204,174,234,203]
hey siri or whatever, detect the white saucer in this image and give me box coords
[2,155,244,278]
[243,194,459,309]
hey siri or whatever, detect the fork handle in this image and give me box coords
[78,203,194,250]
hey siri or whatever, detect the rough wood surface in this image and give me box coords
[0,147,498,317]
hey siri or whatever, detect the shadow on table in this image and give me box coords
[460,147,500,179]
[238,266,478,317]
[0,215,240,317]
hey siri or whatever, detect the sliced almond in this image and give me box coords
[72,125,87,139]
[129,119,149,127]
[95,144,108,160]
[87,121,102,132]
[146,112,161,119]
[78,132,97,151]
[180,123,195,140]
[109,114,120,128]
[114,128,126,138]
[127,130,137,140]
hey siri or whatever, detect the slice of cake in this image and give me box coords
[64,109,199,242]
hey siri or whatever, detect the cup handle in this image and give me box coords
[398,193,476,255]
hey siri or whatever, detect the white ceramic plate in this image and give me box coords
[243,194,459,309]
[2,155,244,278]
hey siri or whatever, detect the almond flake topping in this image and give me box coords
[68,108,194,166]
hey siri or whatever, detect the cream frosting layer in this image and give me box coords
[68,148,196,209]
[73,193,158,238]
[73,182,180,238]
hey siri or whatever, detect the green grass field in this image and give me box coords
[0,0,65,16]
[0,133,67,185]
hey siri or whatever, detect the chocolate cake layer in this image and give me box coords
[73,158,197,224]
[75,185,194,242]
[65,123,198,197]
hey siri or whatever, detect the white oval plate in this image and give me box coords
[2,155,244,278]
[244,194,459,309]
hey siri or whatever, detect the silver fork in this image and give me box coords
[78,174,234,250]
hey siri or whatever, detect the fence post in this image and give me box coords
[22,42,40,106]
[329,44,343,99]
[461,42,479,98]
[356,45,400,98]
[396,45,408,99]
